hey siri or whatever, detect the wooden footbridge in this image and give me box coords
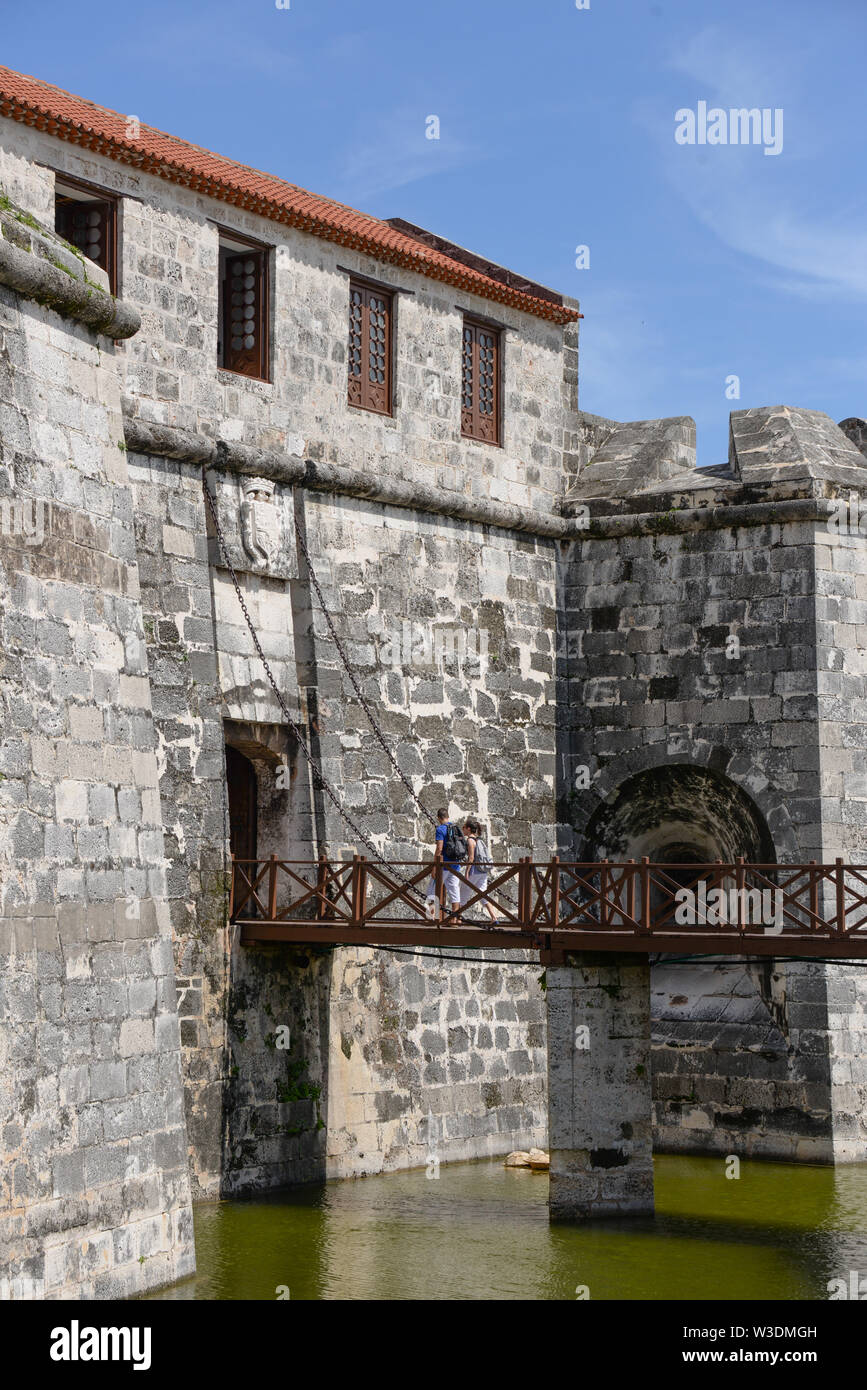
[232,855,867,961]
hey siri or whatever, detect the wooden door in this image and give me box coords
[226,745,258,869]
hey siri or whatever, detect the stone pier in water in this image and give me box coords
[547,955,654,1220]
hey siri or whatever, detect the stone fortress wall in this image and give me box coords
[0,116,566,1228]
[2,80,867,1297]
[559,408,867,1161]
[0,199,194,1297]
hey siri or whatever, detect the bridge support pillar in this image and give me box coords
[547,953,654,1220]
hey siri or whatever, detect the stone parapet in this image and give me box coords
[0,199,139,338]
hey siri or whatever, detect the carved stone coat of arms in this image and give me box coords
[240,477,281,570]
[206,469,297,581]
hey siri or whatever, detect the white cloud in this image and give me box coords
[667,24,801,108]
[336,109,481,201]
[655,26,867,301]
[668,156,867,298]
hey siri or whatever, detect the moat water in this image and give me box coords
[143,1155,867,1301]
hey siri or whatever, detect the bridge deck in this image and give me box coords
[232,856,867,961]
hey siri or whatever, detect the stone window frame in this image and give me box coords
[52,170,119,294]
[216,227,272,383]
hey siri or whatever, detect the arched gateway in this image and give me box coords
[581,764,776,866]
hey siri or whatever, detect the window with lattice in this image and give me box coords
[461,319,500,444]
[218,242,269,381]
[348,281,392,415]
[55,183,117,292]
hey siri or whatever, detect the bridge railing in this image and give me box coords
[228,854,867,945]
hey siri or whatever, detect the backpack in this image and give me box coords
[474,836,492,870]
[443,822,468,863]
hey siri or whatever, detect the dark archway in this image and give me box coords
[579,763,776,866]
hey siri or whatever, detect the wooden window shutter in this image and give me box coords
[461,320,500,444]
[222,250,267,379]
[55,197,116,290]
[348,281,392,414]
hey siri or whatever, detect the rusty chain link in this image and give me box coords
[293,518,439,832]
[203,477,433,903]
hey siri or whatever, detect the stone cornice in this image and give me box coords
[122,416,847,543]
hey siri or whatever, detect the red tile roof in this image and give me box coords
[0,66,579,326]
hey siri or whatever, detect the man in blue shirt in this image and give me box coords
[426,806,462,923]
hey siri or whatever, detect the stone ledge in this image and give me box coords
[0,201,139,339]
[123,417,857,544]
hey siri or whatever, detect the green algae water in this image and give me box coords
[144,1155,867,1301]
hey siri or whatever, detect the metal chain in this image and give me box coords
[294,521,439,830]
[202,478,428,900]
[294,502,518,916]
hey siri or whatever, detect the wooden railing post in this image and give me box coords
[229,852,236,920]
[836,857,845,935]
[351,854,368,926]
[518,856,531,926]
[736,856,745,936]
[641,857,651,934]
[626,858,635,927]
[714,859,723,933]
[550,855,560,926]
[600,858,609,929]
[316,851,329,920]
[268,853,279,922]
[800,856,816,934]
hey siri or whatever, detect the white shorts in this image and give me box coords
[460,869,489,907]
[427,868,461,906]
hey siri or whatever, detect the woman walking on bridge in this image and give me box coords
[460,818,499,925]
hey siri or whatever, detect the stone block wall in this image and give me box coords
[559,509,820,861]
[126,451,555,1192]
[123,448,230,1198]
[255,488,557,1173]
[326,946,546,1178]
[0,200,194,1296]
[650,960,835,1161]
[300,490,560,859]
[814,509,867,1158]
[557,467,867,1160]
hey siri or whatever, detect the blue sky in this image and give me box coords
[3,0,866,464]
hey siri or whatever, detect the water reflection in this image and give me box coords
[143,1156,867,1301]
